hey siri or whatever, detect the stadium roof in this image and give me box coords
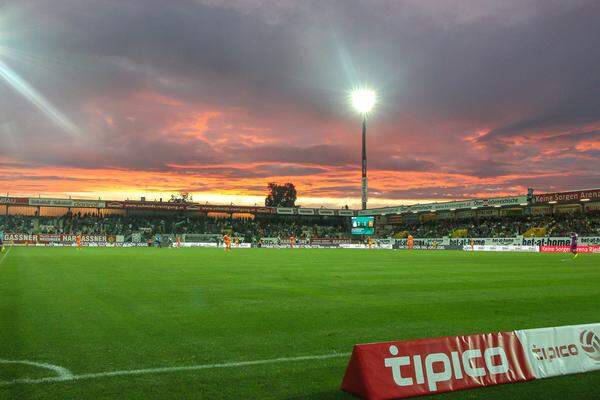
[358,188,600,216]
[1,188,598,217]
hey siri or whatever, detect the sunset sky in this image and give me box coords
[0,0,598,208]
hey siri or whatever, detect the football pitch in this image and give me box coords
[1,247,599,400]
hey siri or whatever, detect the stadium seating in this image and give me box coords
[1,212,599,241]
[385,213,600,238]
[0,213,350,243]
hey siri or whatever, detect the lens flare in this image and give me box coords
[350,88,376,115]
[0,60,79,135]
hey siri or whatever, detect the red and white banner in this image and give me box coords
[4,233,116,244]
[540,245,600,253]
[0,196,29,205]
[534,189,600,204]
[341,323,600,399]
[105,200,276,214]
[516,325,600,379]
[28,198,106,208]
[464,245,539,252]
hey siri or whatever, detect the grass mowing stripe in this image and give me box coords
[0,352,350,386]
[2,248,598,399]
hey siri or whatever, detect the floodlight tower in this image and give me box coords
[351,89,376,210]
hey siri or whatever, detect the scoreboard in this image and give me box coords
[351,216,374,235]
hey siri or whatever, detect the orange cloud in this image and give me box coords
[0,157,537,208]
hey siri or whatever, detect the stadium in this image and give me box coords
[1,187,599,399]
[1,188,599,249]
[1,1,600,399]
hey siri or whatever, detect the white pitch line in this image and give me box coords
[0,359,73,380]
[0,247,11,266]
[0,352,350,386]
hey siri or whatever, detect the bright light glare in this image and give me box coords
[351,88,376,114]
[0,60,79,135]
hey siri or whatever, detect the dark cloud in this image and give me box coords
[0,174,90,182]
[228,144,356,166]
[260,164,329,176]
[503,174,600,192]
[444,159,515,178]
[373,158,436,173]
[170,164,329,179]
[479,101,600,143]
[0,0,598,202]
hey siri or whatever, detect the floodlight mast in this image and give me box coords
[351,89,376,210]
[361,114,367,210]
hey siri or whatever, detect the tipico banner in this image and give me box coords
[341,323,600,399]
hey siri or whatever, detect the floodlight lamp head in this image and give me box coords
[351,88,376,115]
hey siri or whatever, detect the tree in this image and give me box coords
[169,192,192,203]
[265,183,297,207]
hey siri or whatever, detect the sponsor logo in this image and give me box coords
[72,200,105,208]
[534,189,600,204]
[384,345,509,392]
[540,245,600,253]
[531,344,579,362]
[5,233,36,241]
[81,235,108,242]
[0,197,29,205]
[4,233,114,243]
[580,330,600,362]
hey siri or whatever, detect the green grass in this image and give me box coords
[0,247,599,399]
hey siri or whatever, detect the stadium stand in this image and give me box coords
[1,208,598,242]
[1,188,598,243]
[0,213,350,243]
[383,214,600,238]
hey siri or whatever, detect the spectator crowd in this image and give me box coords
[1,211,598,242]
[0,213,349,243]
[386,213,600,238]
